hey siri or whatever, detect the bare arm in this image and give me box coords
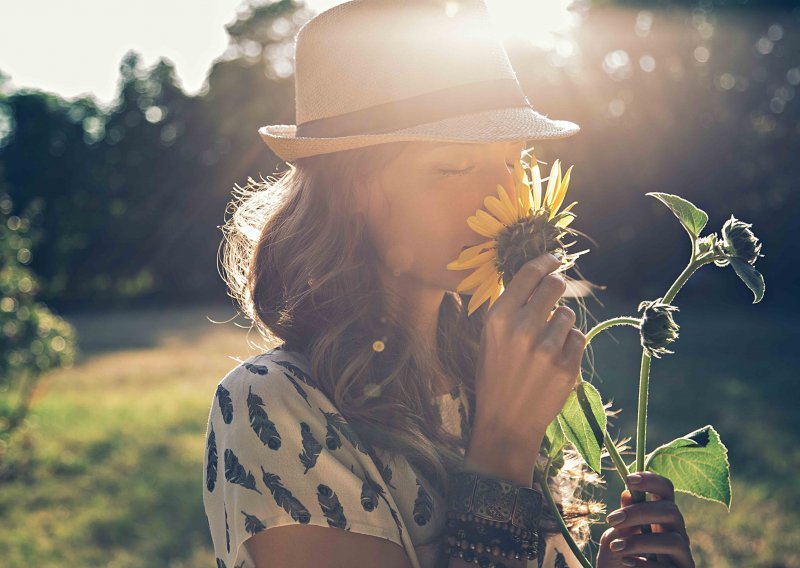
[246,523,415,568]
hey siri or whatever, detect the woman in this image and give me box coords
[202,1,696,567]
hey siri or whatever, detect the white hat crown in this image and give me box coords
[258,0,580,162]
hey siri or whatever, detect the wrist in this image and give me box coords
[463,421,545,487]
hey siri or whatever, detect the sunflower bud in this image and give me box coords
[637,297,680,359]
[719,214,764,266]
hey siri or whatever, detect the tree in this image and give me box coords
[0,171,76,456]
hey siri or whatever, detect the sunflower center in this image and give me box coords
[494,209,563,286]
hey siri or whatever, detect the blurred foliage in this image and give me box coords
[0,0,795,315]
[600,0,800,8]
[0,179,76,445]
[0,0,306,310]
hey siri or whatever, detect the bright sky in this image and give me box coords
[0,0,579,108]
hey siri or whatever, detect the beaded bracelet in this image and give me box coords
[446,513,538,562]
[446,471,545,563]
[448,471,544,532]
[446,543,509,567]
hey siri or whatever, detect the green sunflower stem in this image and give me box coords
[585,317,642,343]
[571,256,713,561]
[533,463,594,568]
[604,428,632,482]
[573,318,641,486]
[630,257,707,561]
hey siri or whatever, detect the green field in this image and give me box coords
[1,299,797,567]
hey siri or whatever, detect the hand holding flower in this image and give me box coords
[597,472,695,568]
[447,151,764,567]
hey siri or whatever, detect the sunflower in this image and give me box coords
[447,153,590,316]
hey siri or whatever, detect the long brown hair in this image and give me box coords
[219,141,622,550]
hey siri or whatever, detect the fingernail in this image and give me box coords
[606,510,626,525]
[549,252,563,261]
[622,558,636,567]
[610,538,626,551]
[627,474,642,485]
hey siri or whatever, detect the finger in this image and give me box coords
[619,556,681,567]
[518,272,567,334]
[609,533,692,567]
[618,491,689,540]
[626,472,676,502]
[495,253,562,312]
[601,524,642,543]
[605,501,687,535]
[538,304,576,352]
[561,327,588,376]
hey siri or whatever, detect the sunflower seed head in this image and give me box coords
[637,297,680,359]
[494,210,573,286]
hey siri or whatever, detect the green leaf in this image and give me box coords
[728,257,765,304]
[545,417,566,460]
[646,192,709,240]
[643,425,731,510]
[557,382,606,474]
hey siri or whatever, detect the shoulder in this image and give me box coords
[214,345,328,418]
[219,345,313,390]
[203,346,412,568]
[210,345,375,458]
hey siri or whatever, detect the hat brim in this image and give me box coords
[258,106,579,163]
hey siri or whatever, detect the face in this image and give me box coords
[357,139,527,293]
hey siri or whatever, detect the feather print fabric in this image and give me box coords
[202,347,585,568]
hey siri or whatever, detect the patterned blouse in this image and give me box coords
[202,346,585,567]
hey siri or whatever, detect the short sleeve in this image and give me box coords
[202,354,407,568]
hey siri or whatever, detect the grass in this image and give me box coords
[0,297,796,567]
[0,302,266,567]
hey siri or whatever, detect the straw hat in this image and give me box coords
[258,0,580,163]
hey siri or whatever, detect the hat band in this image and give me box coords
[295,77,531,139]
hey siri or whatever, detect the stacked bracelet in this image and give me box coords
[445,471,545,565]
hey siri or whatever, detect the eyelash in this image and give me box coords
[438,163,516,177]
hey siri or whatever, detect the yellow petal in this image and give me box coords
[561,201,578,214]
[468,272,499,316]
[531,159,543,211]
[447,249,495,270]
[518,177,533,217]
[555,214,575,228]
[495,185,519,223]
[545,159,560,208]
[467,213,501,238]
[549,165,573,220]
[455,261,497,293]
[467,294,482,317]
[484,195,516,226]
[476,209,506,231]
[447,239,496,267]
[487,280,504,310]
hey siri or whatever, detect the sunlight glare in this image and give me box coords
[482,0,582,49]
